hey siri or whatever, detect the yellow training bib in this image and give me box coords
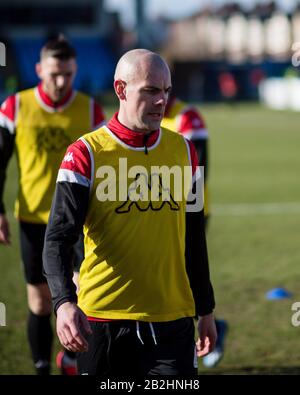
[15,88,93,223]
[78,126,196,322]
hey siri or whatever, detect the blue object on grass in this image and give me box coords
[266,287,293,300]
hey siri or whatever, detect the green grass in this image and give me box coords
[1,103,300,374]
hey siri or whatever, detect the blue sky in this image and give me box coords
[104,0,298,29]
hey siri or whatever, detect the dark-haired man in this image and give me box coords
[0,37,105,375]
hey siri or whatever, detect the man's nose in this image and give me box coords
[155,93,168,106]
[56,76,66,88]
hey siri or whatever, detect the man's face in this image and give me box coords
[36,57,77,102]
[118,65,172,133]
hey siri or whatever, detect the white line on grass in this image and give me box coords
[212,202,300,216]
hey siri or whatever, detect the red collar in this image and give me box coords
[37,83,73,108]
[107,113,160,148]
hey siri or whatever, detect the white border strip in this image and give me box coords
[93,120,106,130]
[0,113,15,134]
[183,137,192,167]
[57,169,90,187]
[192,166,202,184]
[183,137,193,187]
[79,137,95,194]
[34,87,77,113]
[183,129,208,141]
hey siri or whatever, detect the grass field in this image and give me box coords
[0,103,300,374]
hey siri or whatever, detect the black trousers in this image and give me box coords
[77,318,198,376]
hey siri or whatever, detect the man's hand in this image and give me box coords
[196,313,217,357]
[56,302,92,353]
[0,214,10,245]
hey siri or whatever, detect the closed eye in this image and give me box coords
[143,86,172,95]
[143,87,160,94]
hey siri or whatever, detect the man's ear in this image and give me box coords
[114,80,126,100]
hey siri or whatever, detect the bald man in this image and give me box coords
[43,49,217,376]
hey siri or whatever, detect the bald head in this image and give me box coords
[114,49,170,84]
[114,49,172,133]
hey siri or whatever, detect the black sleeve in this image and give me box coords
[43,181,89,313]
[192,139,208,180]
[185,207,215,316]
[0,127,15,214]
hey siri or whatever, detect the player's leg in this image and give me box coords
[19,221,53,375]
[27,283,53,375]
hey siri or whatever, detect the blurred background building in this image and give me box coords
[0,0,300,107]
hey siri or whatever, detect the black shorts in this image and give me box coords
[77,317,198,376]
[19,221,84,285]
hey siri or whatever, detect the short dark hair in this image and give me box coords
[40,35,76,61]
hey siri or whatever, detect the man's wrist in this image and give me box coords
[198,311,214,319]
[54,297,77,315]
